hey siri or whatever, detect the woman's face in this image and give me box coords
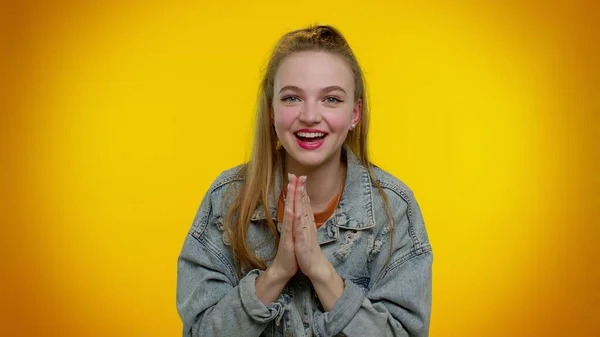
[272,51,360,169]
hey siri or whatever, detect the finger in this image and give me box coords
[298,176,313,221]
[299,175,305,196]
[290,173,297,210]
[300,176,308,206]
[294,173,302,193]
[283,174,296,239]
[302,186,315,225]
[294,176,304,233]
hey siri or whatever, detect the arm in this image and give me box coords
[177,234,285,337]
[313,250,433,337]
[312,188,433,337]
[176,188,284,337]
[255,265,290,305]
[256,174,301,305]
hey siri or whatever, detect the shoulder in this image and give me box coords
[189,163,247,233]
[370,165,418,207]
[204,163,250,215]
[369,164,430,250]
[207,163,247,194]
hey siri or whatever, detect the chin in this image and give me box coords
[288,148,336,169]
[296,157,326,168]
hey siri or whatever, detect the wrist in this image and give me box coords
[255,265,290,305]
[264,264,294,285]
[308,259,337,285]
[309,262,345,312]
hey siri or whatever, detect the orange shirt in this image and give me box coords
[276,182,344,228]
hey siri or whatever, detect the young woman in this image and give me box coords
[177,25,433,337]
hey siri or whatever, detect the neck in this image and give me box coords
[283,150,346,212]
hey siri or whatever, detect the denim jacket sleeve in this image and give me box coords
[313,185,433,337]
[176,177,283,337]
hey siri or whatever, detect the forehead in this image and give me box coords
[274,51,354,92]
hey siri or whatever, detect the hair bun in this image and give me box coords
[315,25,340,42]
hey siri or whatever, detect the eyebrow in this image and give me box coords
[278,85,347,95]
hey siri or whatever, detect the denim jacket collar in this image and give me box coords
[250,145,376,245]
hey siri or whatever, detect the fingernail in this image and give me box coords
[302,175,307,183]
[287,173,291,181]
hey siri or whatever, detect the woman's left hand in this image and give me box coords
[293,176,329,280]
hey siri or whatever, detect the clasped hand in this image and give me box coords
[272,173,328,282]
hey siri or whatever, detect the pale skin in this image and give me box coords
[255,174,345,311]
[255,51,361,311]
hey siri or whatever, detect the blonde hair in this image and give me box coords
[224,24,394,272]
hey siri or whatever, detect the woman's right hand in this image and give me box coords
[270,173,300,279]
[255,173,299,304]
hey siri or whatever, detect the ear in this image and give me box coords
[350,99,361,129]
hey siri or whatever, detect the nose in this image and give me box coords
[298,102,321,124]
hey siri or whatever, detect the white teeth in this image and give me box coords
[296,132,325,138]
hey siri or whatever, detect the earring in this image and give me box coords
[351,123,356,129]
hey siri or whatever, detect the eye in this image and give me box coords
[324,96,343,103]
[281,96,300,102]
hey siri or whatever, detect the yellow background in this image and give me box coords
[2,1,599,336]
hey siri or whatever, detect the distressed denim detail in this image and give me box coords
[366,233,385,262]
[333,230,360,261]
[350,276,371,292]
[215,216,231,246]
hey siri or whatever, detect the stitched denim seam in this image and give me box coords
[377,180,421,250]
[210,172,244,192]
[313,317,325,337]
[376,246,432,284]
[362,167,375,226]
[191,200,212,235]
[190,172,242,234]
[190,231,237,283]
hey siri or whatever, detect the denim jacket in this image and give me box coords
[177,147,433,336]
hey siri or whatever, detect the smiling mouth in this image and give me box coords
[294,131,327,142]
